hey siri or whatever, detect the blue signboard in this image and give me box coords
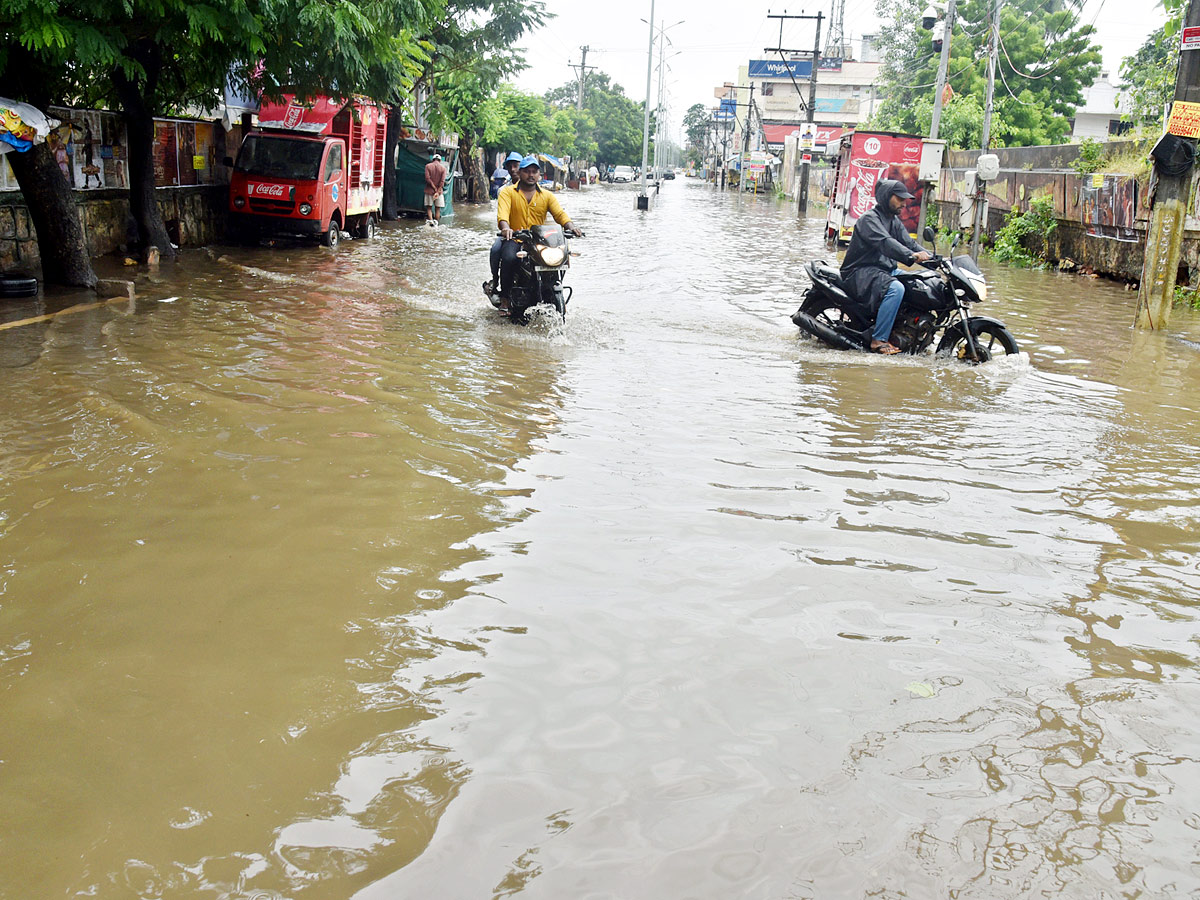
[748,57,843,78]
[714,98,738,121]
[748,59,813,79]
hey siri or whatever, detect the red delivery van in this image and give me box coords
[825,130,925,243]
[227,94,386,249]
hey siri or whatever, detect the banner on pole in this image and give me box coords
[1168,100,1200,137]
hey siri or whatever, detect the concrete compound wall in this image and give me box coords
[0,185,227,274]
[932,140,1200,285]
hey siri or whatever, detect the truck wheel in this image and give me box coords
[322,220,340,249]
[356,215,375,240]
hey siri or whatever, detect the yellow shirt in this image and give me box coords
[497,183,571,230]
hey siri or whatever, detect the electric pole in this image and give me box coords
[1137,0,1200,329]
[917,0,957,232]
[765,11,824,214]
[969,0,1000,261]
[569,47,597,112]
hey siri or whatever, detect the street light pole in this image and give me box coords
[638,0,655,208]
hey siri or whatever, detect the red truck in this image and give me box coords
[825,130,943,243]
[227,94,386,249]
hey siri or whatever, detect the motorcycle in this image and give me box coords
[791,228,1020,363]
[486,224,578,324]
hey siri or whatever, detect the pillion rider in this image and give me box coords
[490,155,583,304]
[840,178,933,355]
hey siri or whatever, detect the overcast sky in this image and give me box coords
[516,0,1167,139]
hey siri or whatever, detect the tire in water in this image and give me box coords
[936,320,1019,363]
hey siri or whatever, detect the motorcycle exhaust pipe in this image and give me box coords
[792,310,861,351]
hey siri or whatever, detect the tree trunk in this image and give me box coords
[112,65,176,261]
[458,135,487,202]
[7,143,97,288]
[382,104,402,220]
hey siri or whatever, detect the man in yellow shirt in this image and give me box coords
[494,155,583,301]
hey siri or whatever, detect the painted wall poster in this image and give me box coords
[154,121,179,186]
[1081,174,1137,241]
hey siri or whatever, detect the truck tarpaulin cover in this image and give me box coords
[258,95,347,134]
[845,133,923,235]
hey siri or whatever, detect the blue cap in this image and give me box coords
[505,151,523,164]
[519,155,540,170]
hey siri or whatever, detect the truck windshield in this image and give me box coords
[234,135,324,180]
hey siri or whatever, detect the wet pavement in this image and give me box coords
[3,181,1200,898]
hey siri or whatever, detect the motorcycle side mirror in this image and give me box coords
[923,226,936,248]
[950,232,961,250]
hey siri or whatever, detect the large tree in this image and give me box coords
[416,0,545,204]
[870,0,1102,148]
[545,72,644,166]
[1120,0,1185,129]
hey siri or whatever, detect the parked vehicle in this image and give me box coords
[662,168,676,180]
[612,165,635,183]
[791,229,1020,363]
[486,224,579,325]
[826,130,942,243]
[226,95,386,249]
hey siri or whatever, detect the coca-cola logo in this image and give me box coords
[863,137,882,155]
[283,105,303,129]
[250,183,289,197]
[902,142,921,158]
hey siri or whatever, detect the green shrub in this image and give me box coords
[1071,138,1105,175]
[991,195,1057,267]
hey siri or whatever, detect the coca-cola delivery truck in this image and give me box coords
[226,94,386,249]
[825,130,944,243]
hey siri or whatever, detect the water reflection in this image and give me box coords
[2,182,1199,898]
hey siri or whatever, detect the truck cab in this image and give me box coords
[227,95,386,249]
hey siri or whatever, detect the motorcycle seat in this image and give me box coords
[807,261,852,302]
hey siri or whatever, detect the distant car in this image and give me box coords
[612,165,635,183]
[662,168,675,180]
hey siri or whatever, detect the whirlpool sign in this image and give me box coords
[747,58,844,78]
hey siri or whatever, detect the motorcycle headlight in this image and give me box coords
[538,245,565,266]
[299,202,312,216]
[969,275,988,302]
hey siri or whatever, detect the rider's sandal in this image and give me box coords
[872,342,901,355]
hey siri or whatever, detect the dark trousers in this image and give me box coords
[489,237,503,280]
[497,240,521,295]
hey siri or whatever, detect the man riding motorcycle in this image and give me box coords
[486,152,528,291]
[488,155,583,307]
[840,178,933,354]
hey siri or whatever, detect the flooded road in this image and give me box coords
[3,182,1200,899]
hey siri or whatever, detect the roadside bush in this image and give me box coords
[991,195,1057,267]
[1071,138,1106,175]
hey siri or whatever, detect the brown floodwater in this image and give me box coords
[3,182,1200,899]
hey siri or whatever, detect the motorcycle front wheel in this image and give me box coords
[937,320,1020,363]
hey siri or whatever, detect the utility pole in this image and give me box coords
[570,46,597,112]
[1137,0,1200,330]
[969,0,1000,261]
[917,0,957,232]
[765,10,824,215]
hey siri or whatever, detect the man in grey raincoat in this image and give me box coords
[840,178,932,354]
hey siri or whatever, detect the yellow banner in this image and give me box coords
[1168,100,1200,138]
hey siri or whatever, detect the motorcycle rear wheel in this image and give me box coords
[937,320,1020,363]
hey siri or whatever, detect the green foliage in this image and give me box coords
[870,0,1102,148]
[991,194,1057,267]
[545,71,645,165]
[1070,137,1105,174]
[1119,1,1184,130]
[683,103,707,153]
[1173,285,1200,309]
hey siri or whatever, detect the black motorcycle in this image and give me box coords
[487,225,577,324]
[792,229,1020,363]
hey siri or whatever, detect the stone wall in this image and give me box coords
[0,185,227,275]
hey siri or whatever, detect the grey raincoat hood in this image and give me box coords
[838,179,925,313]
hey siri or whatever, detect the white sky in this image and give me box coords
[516,0,1166,139]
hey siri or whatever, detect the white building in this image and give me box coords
[1071,73,1132,141]
[729,53,882,157]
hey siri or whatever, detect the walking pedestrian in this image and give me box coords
[424,153,447,227]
